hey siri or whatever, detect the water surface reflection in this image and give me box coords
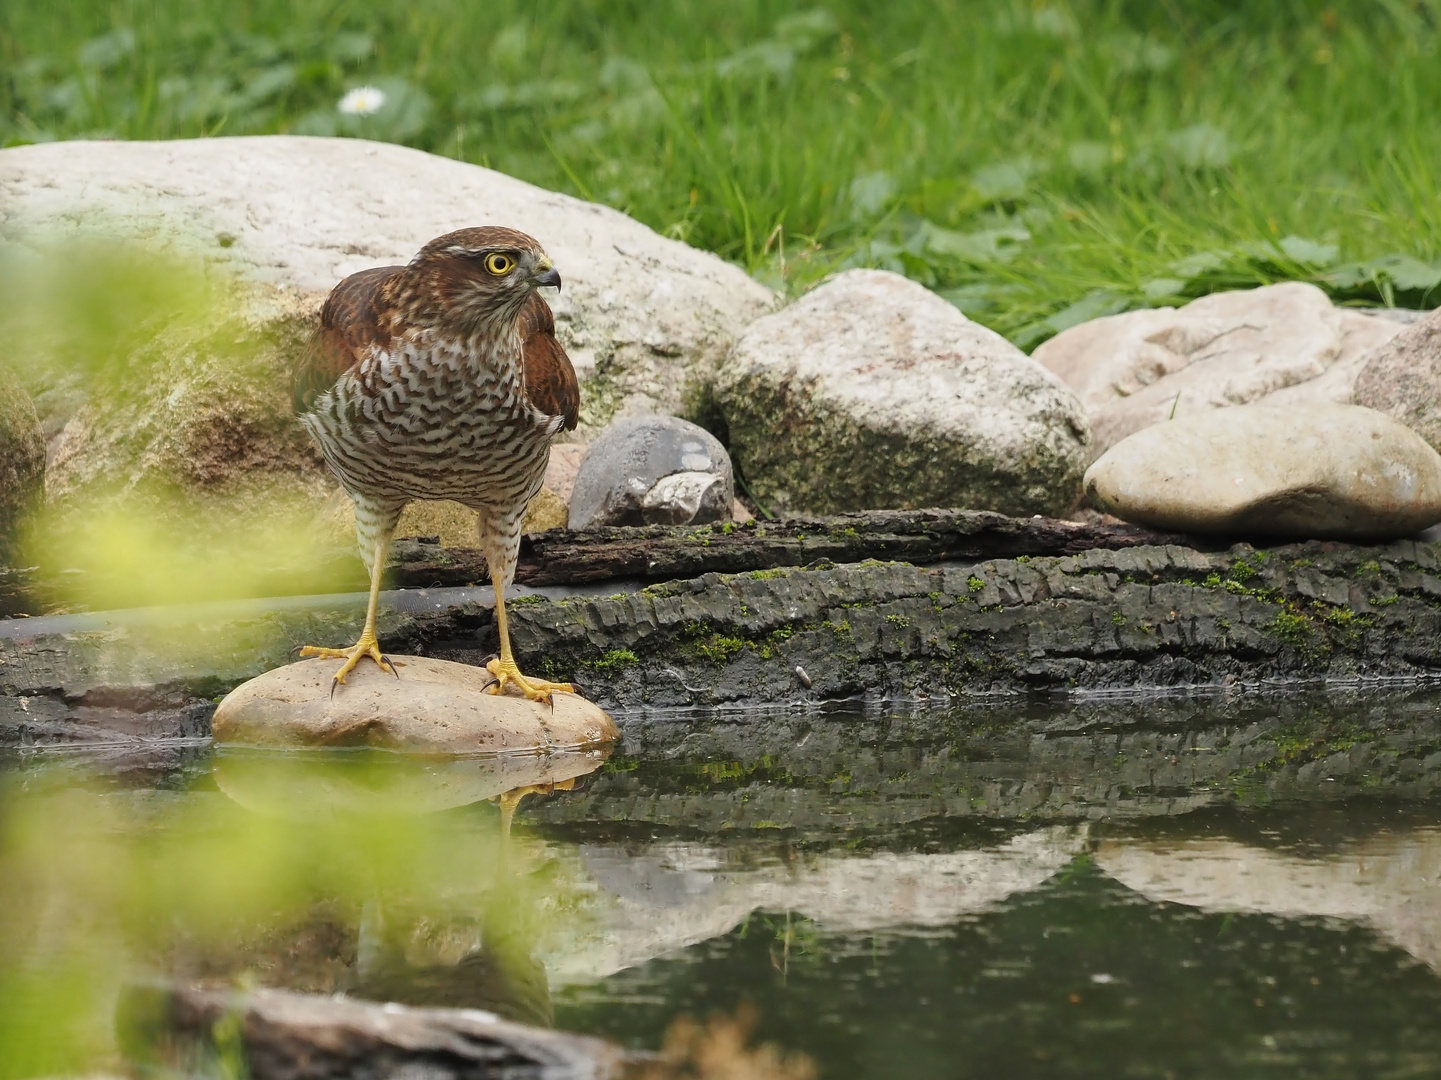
[2,691,1441,1079]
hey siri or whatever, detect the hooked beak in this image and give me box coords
[533,263,561,290]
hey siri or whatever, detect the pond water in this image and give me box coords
[3,688,1441,1079]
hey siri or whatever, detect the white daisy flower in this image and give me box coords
[338,86,386,116]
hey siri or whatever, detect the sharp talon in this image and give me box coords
[484,656,575,703]
[297,636,390,695]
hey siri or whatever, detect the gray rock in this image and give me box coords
[0,365,43,557]
[1083,403,1441,538]
[212,655,618,753]
[1353,307,1441,453]
[716,269,1091,517]
[569,416,733,529]
[1034,283,1407,460]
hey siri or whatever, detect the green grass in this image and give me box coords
[3,0,1439,346]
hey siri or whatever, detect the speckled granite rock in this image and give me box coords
[716,269,1090,517]
[1353,307,1441,453]
[0,136,773,437]
[0,136,774,556]
[569,415,732,529]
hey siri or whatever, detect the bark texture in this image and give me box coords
[5,537,1441,741]
[394,509,1198,588]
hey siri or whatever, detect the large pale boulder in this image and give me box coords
[1084,403,1441,538]
[1353,307,1441,453]
[1034,283,1406,460]
[212,655,618,753]
[715,269,1091,517]
[0,136,773,552]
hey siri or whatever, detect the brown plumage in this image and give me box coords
[293,265,579,429]
[291,226,580,699]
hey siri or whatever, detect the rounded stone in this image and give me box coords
[568,415,733,529]
[1034,282,1406,461]
[716,268,1090,517]
[0,135,773,465]
[212,655,619,753]
[1084,403,1441,538]
[1353,307,1441,454]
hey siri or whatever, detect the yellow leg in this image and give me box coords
[496,779,578,838]
[297,535,396,691]
[486,578,574,703]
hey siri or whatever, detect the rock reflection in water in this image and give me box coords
[1098,813,1441,973]
[558,810,1441,1080]
[349,896,555,1028]
[205,746,609,1027]
[551,827,1089,986]
[213,745,609,821]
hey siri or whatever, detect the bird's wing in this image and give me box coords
[292,265,405,415]
[519,292,580,431]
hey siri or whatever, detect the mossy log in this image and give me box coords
[506,539,1441,708]
[5,536,1441,741]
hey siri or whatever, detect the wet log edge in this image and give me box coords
[396,508,1208,588]
[0,510,1195,617]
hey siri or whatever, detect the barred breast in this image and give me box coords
[301,329,562,512]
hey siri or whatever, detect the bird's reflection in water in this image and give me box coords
[209,747,607,1027]
[349,889,554,1027]
[347,779,583,1027]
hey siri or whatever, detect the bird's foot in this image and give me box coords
[485,656,574,703]
[496,780,578,836]
[297,634,396,693]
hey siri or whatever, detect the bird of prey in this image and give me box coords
[292,226,579,700]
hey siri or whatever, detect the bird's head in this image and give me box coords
[404,226,561,335]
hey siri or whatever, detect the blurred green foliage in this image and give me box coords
[0,752,582,1079]
[0,238,225,381]
[2,0,1438,344]
[0,241,360,610]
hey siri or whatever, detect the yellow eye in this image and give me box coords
[484,253,514,275]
